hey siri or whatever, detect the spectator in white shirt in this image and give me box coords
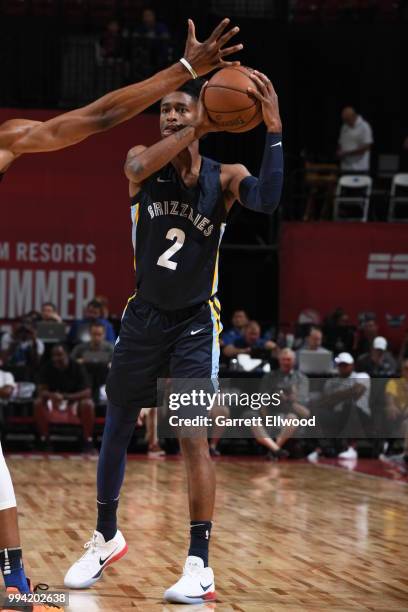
[337,107,373,172]
[308,352,370,462]
[0,369,15,401]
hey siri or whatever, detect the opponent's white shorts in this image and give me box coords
[0,441,17,510]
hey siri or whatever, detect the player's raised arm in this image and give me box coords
[2,19,242,157]
[223,71,283,214]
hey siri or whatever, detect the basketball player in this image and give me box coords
[0,19,241,610]
[64,70,283,604]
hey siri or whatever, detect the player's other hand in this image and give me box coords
[247,71,282,133]
[184,18,243,76]
[193,83,224,138]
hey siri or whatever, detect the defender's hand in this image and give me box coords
[247,71,282,133]
[184,18,243,77]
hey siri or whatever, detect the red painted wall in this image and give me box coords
[280,223,408,350]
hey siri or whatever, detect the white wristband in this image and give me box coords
[179,57,198,79]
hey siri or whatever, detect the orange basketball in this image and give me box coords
[203,66,263,133]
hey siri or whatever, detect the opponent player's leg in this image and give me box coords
[0,442,30,594]
[164,299,220,604]
[64,296,169,589]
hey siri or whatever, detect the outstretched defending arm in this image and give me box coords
[223,71,283,214]
[1,19,242,157]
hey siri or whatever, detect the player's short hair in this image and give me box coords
[177,78,205,101]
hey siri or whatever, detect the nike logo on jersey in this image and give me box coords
[99,548,117,566]
[157,177,172,182]
[200,582,213,592]
[191,328,204,335]
[270,141,282,148]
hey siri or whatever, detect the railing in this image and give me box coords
[0,30,175,108]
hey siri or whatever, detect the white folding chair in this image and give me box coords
[388,173,408,222]
[334,175,372,222]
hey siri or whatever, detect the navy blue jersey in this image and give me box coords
[130,157,227,310]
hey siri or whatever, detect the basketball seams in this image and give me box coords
[204,86,257,114]
[228,65,258,83]
[204,65,262,133]
[204,84,256,100]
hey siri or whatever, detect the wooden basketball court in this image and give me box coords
[7,455,408,611]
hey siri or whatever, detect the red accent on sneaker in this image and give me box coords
[103,543,128,569]
[203,590,216,601]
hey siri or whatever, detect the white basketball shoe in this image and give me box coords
[64,530,128,589]
[164,556,216,604]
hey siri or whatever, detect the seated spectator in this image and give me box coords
[135,8,170,41]
[383,358,408,468]
[223,320,277,363]
[72,322,113,403]
[96,294,121,337]
[23,310,42,325]
[298,327,330,353]
[221,309,249,346]
[0,368,15,402]
[354,316,379,357]
[254,348,310,459]
[308,352,370,461]
[296,327,331,367]
[98,19,126,61]
[323,308,355,355]
[0,320,44,381]
[40,302,62,323]
[356,336,397,377]
[71,322,113,365]
[68,299,116,345]
[133,8,170,69]
[34,344,95,451]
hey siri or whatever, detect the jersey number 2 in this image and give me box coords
[157,228,186,271]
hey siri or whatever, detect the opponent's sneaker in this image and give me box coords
[64,530,127,589]
[164,556,216,604]
[2,579,61,611]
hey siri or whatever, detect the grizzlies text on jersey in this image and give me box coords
[130,156,226,310]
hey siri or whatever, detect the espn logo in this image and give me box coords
[367,254,408,280]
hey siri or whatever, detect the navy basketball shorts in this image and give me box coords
[106,294,222,410]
